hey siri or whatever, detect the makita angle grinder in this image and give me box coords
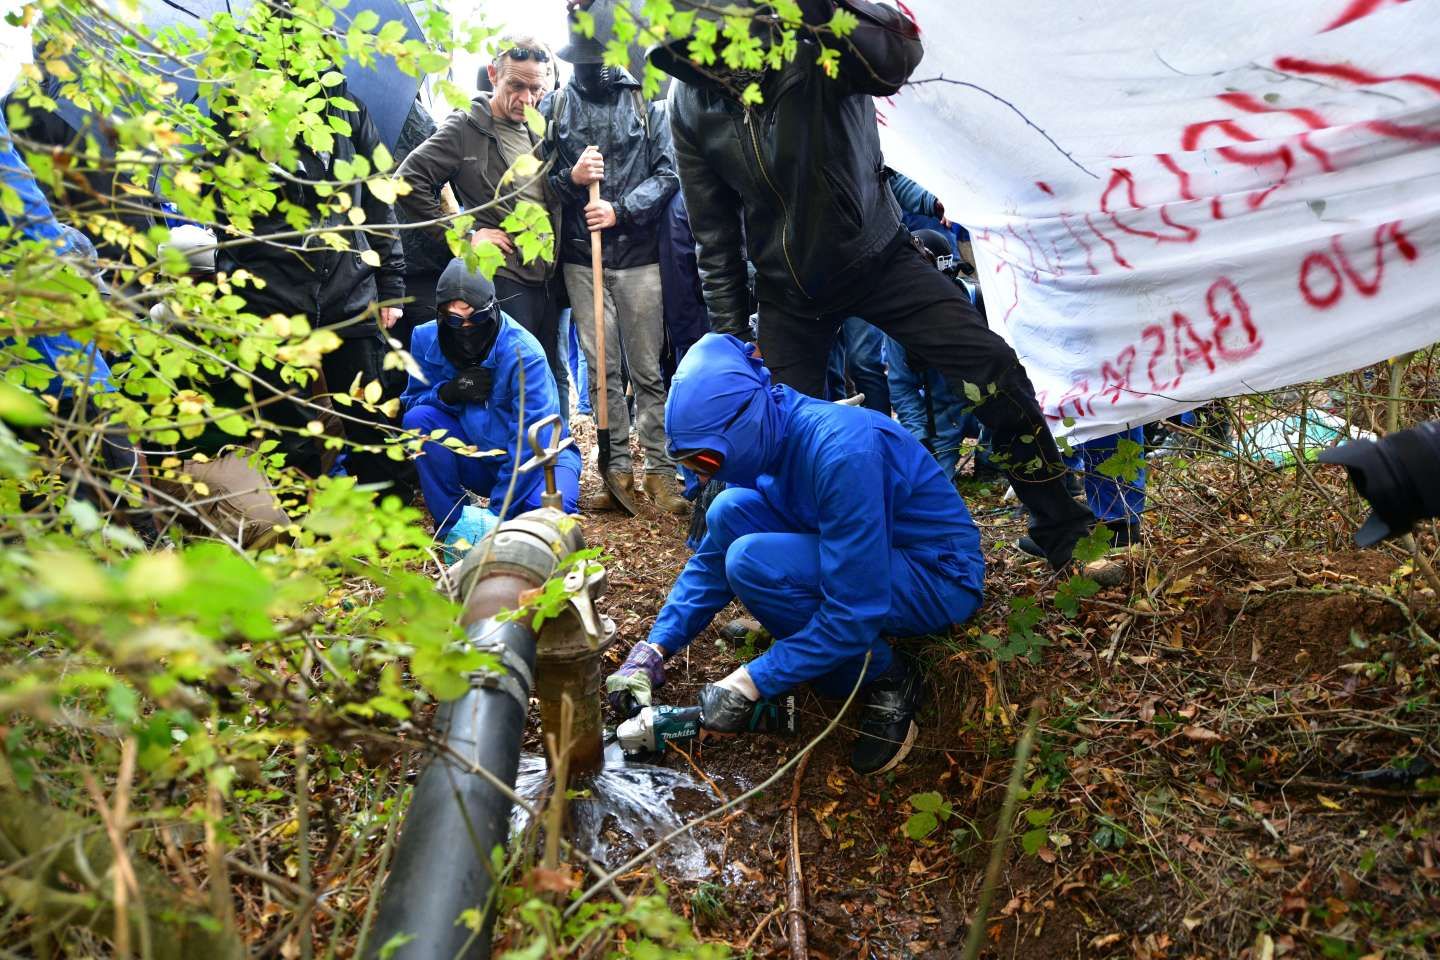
[615,696,798,758]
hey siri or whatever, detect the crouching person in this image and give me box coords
[605,333,985,775]
[402,259,581,559]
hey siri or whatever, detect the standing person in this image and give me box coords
[390,97,454,352]
[396,37,568,415]
[543,0,686,515]
[214,78,409,498]
[650,0,1094,567]
[658,190,709,384]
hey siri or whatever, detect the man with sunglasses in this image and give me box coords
[606,333,985,775]
[401,258,581,557]
[398,36,569,417]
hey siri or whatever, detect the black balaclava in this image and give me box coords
[434,258,501,367]
[573,62,622,100]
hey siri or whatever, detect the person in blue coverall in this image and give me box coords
[402,259,581,558]
[605,333,985,775]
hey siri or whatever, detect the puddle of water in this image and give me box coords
[511,740,715,880]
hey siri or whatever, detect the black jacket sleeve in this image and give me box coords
[396,113,468,246]
[354,102,405,302]
[617,99,680,229]
[541,90,588,208]
[831,0,924,97]
[669,93,750,339]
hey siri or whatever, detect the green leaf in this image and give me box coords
[524,104,545,138]
[904,811,938,841]
[1021,827,1048,856]
[352,9,380,32]
[372,142,393,174]
[962,380,982,404]
[215,413,248,437]
[1094,437,1146,482]
[0,381,49,426]
[1025,807,1054,827]
[1071,525,1114,566]
[910,791,946,814]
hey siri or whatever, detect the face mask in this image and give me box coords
[573,63,620,99]
[437,306,500,367]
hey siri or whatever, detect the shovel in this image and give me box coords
[589,174,639,515]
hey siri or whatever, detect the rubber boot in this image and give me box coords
[644,472,690,516]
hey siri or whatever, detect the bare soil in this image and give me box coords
[509,431,1440,960]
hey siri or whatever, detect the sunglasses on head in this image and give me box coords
[675,449,725,477]
[499,47,550,64]
[439,299,497,328]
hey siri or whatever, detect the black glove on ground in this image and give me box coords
[438,366,493,405]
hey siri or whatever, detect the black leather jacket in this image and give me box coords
[542,72,679,270]
[655,1,923,336]
[216,94,405,338]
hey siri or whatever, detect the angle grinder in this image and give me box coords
[615,696,799,758]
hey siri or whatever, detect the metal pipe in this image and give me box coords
[368,571,539,960]
[368,623,535,959]
[368,491,602,960]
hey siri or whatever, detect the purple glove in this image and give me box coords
[605,641,667,720]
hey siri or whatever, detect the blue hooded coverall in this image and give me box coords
[649,333,986,697]
[401,315,581,535]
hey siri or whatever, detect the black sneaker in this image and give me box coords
[850,656,925,776]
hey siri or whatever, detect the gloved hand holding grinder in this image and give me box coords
[606,642,773,735]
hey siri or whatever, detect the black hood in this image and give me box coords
[435,257,497,311]
[435,258,501,367]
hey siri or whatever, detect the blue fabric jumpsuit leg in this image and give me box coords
[1064,426,1146,524]
[826,317,891,414]
[404,405,499,536]
[704,488,982,699]
[403,404,582,533]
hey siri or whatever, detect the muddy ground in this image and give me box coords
[492,428,1440,960]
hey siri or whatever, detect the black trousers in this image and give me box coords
[758,240,1091,565]
[494,275,568,418]
[319,335,416,502]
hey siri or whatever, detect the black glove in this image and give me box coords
[438,366,493,405]
[698,684,757,733]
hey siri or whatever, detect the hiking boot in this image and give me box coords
[850,655,925,776]
[644,472,690,516]
[720,617,769,644]
[1016,518,1138,560]
[586,469,634,512]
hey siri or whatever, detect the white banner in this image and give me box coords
[880,0,1440,441]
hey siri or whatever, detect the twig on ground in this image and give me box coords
[961,699,1044,960]
[743,906,783,952]
[786,751,811,960]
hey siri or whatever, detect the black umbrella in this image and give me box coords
[45,0,426,148]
